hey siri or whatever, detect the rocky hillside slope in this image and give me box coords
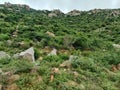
[0,3,120,90]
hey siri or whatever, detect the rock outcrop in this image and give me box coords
[48,9,63,17]
[67,10,81,16]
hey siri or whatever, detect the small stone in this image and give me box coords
[46,31,55,37]
[48,48,57,56]
[50,74,54,82]
[51,68,60,74]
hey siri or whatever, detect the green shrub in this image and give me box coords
[0,34,9,40]
[34,48,41,59]
[43,55,63,63]
[9,60,34,73]
[72,35,91,50]
[71,57,98,72]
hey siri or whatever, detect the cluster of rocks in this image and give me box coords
[0,47,35,62]
[0,47,59,63]
[4,2,30,11]
[109,10,120,17]
[66,9,81,16]
[88,9,102,14]
[48,9,64,17]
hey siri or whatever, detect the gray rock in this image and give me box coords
[48,48,57,56]
[14,47,35,62]
[0,51,10,59]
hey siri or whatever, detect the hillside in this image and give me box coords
[0,3,120,90]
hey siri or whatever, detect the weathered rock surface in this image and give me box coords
[48,48,57,56]
[67,10,81,16]
[13,47,35,62]
[0,51,10,59]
